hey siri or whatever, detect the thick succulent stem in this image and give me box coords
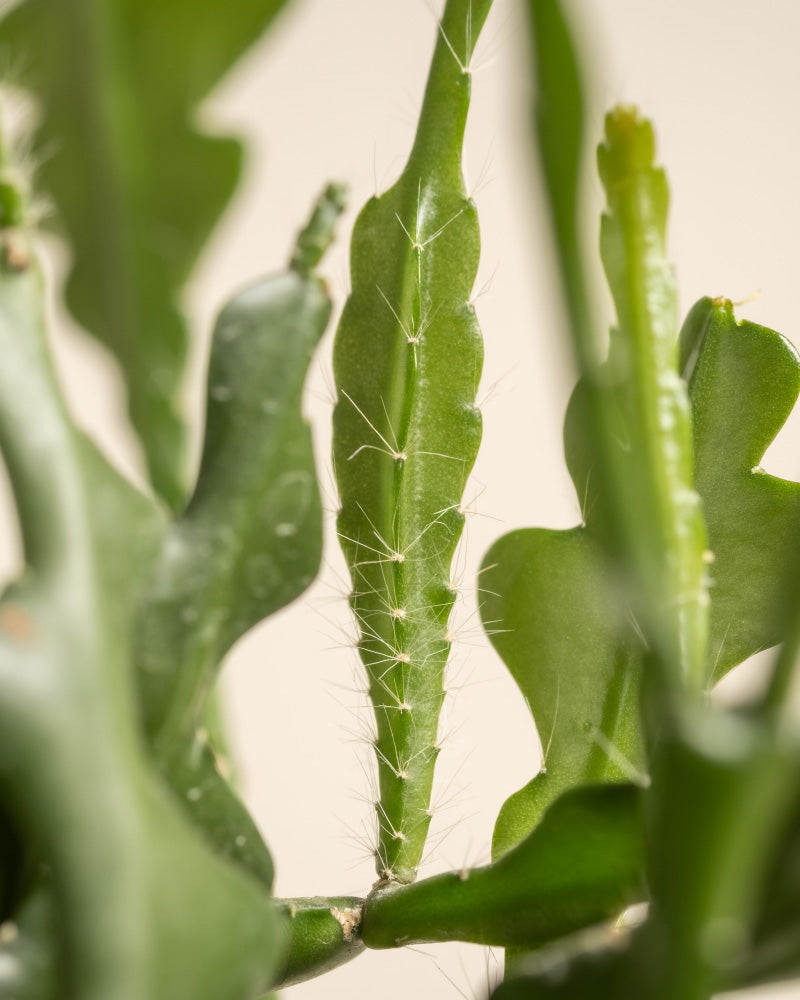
[332,0,492,884]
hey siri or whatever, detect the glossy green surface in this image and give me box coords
[0,0,292,507]
[362,785,643,950]
[273,896,365,988]
[332,0,491,884]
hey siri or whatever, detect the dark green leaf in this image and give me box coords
[637,710,797,1000]
[361,784,644,950]
[490,922,639,1000]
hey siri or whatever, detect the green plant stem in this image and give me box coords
[332,0,491,884]
[272,897,365,988]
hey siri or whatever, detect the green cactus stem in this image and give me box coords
[589,109,709,693]
[332,0,492,886]
[272,896,365,988]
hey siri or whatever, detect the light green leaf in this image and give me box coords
[482,526,642,858]
[678,297,800,680]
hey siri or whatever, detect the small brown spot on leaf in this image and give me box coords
[0,604,35,641]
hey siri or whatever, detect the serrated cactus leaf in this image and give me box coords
[134,190,340,887]
[483,108,734,858]
[136,187,342,764]
[678,297,800,681]
[0,0,292,507]
[483,299,800,856]
[361,784,643,950]
[332,0,492,887]
[482,527,641,858]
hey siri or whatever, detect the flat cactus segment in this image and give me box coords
[361,784,643,950]
[483,296,800,860]
[137,187,342,756]
[133,189,342,882]
[332,0,492,885]
[678,297,800,680]
[482,527,642,858]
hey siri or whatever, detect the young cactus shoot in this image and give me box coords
[332,0,491,886]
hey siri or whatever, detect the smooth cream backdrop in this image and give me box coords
[4,1,800,998]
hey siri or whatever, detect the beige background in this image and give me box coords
[4,1,800,997]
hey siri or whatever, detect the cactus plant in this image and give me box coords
[2,0,800,998]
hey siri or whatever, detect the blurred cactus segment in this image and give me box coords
[0,0,293,508]
[0,133,286,997]
[596,108,708,689]
[527,0,594,366]
[332,0,492,885]
[528,1,708,689]
[134,186,343,878]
